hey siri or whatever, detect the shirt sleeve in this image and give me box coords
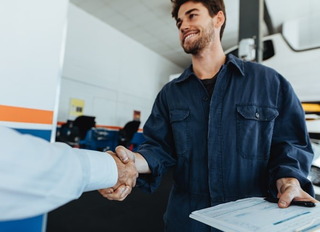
[137,89,177,193]
[0,126,117,221]
[268,77,314,197]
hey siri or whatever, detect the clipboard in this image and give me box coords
[189,197,320,232]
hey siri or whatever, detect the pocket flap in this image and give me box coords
[170,109,189,122]
[237,105,278,121]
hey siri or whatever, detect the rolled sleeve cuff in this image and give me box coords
[136,150,172,193]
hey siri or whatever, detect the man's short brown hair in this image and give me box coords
[171,0,226,40]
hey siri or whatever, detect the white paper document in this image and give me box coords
[190,197,320,232]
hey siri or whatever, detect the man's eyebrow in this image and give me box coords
[176,8,199,24]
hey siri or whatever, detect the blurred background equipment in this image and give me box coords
[118,120,141,150]
[303,102,320,199]
[56,116,144,152]
[238,38,256,61]
[79,127,116,152]
[56,116,96,147]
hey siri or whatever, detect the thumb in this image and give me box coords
[278,192,293,208]
[115,146,132,163]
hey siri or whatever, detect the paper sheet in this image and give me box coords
[190,197,320,232]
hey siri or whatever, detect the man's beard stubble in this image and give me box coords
[182,22,215,55]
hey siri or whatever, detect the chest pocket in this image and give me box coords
[170,109,190,156]
[236,105,279,160]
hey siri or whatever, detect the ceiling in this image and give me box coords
[70,0,320,68]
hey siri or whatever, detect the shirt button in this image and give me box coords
[203,96,209,101]
[255,112,260,119]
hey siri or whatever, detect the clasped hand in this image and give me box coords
[99,147,137,201]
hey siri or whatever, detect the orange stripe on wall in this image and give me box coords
[98,125,143,132]
[57,121,143,132]
[95,124,143,132]
[97,125,122,130]
[0,105,53,124]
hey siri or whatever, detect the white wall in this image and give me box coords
[0,1,67,111]
[0,0,68,140]
[58,4,183,127]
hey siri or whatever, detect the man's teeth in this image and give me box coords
[185,34,196,41]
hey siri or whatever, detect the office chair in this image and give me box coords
[73,115,96,140]
[118,120,140,148]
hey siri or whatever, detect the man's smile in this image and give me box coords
[183,32,199,43]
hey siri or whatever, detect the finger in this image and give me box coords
[115,146,130,163]
[114,185,131,201]
[132,177,137,188]
[293,197,319,203]
[120,186,132,199]
[278,195,293,208]
[130,170,138,188]
[105,150,115,155]
[103,185,127,201]
[98,188,114,196]
[292,192,319,203]
[131,164,138,188]
[278,187,295,208]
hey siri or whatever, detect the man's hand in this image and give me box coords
[99,146,150,201]
[98,150,138,201]
[276,177,318,208]
[114,145,136,163]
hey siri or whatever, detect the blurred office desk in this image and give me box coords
[79,128,117,151]
[46,168,174,232]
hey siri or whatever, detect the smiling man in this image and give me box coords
[177,2,221,56]
[99,1,317,231]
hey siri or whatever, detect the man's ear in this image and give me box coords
[215,11,225,28]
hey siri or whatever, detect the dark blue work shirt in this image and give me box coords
[137,54,314,232]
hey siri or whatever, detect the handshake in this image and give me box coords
[99,146,139,201]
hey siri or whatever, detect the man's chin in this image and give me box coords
[182,40,202,54]
[183,46,199,55]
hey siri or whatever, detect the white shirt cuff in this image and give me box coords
[83,150,118,191]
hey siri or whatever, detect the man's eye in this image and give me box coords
[189,14,195,19]
[177,23,181,29]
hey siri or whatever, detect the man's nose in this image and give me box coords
[180,22,189,34]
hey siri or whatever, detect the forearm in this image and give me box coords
[134,152,151,174]
[0,126,118,220]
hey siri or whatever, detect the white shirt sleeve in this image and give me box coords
[0,126,118,221]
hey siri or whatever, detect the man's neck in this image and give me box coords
[191,44,226,80]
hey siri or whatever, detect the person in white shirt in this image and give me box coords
[0,125,138,221]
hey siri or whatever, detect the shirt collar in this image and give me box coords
[173,64,194,83]
[174,53,245,83]
[226,53,245,76]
